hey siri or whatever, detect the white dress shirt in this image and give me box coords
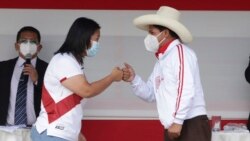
[7,57,37,125]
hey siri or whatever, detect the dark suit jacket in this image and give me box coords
[0,57,48,125]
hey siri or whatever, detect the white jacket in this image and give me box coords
[131,39,207,129]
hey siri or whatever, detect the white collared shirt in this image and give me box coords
[7,56,37,125]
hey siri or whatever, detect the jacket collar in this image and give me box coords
[156,39,181,59]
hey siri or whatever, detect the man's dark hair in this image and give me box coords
[16,26,41,43]
[153,25,180,39]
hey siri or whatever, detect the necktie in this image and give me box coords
[14,67,28,125]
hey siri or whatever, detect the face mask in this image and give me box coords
[144,31,165,52]
[86,41,100,57]
[19,41,38,57]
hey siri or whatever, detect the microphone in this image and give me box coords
[23,54,32,81]
[25,54,32,65]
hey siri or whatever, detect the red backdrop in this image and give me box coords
[81,119,248,141]
[0,0,250,10]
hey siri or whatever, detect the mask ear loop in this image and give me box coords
[156,31,166,45]
[155,31,163,38]
[158,38,166,45]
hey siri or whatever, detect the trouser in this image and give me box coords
[164,115,211,141]
[30,126,68,141]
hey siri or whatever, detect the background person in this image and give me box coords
[244,55,250,131]
[0,26,48,126]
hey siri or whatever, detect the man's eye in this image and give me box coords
[19,40,28,44]
[19,40,38,45]
[30,41,38,44]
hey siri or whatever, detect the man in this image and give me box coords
[245,56,250,131]
[0,26,48,126]
[122,6,211,141]
[245,56,250,84]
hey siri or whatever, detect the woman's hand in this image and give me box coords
[110,67,123,82]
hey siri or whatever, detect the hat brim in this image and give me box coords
[133,14,193,43]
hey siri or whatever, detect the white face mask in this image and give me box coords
[144,31,165,52]
[86,41,100,57]
[19,41,38,57]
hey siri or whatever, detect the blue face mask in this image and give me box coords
[86,41,100,57]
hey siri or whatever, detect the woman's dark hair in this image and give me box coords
[153,25,180,40]
[55,17,101,64]
[16,26,41,43]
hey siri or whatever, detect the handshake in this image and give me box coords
[110,63,135,82]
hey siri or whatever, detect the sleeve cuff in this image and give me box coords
[173,118,184,125]
[130,75,140,86]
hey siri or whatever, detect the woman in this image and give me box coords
[31,17,123,141]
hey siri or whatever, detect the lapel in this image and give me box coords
[1,58,18,86]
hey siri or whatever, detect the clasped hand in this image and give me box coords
[110,63,135,82]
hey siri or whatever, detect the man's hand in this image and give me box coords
[23,64,38,83]
[122,63,135,82]
[168,123,182,140]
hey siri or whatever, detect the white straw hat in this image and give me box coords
[133,6,193,43]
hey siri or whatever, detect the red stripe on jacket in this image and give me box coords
[174,44,184,116]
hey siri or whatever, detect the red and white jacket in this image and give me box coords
[131,39,207,129]
[35,53,83,141]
